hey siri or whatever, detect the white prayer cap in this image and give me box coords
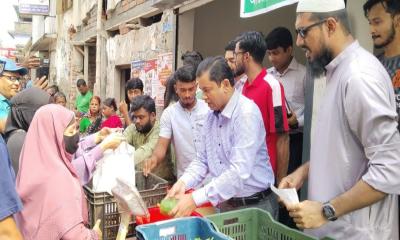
[296,0,345,13]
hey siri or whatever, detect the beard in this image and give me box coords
[232,69,240,78]
[307,43,334,78]
[235,62,246,77]
[136,121,153,134]
[179,98,195,109]
[373,24,396,49]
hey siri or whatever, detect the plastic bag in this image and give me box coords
[92,140,135,194]
[112,178,149,217]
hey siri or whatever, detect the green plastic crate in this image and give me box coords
[207,208,318,240]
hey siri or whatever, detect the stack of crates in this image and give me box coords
[84,171,168,240]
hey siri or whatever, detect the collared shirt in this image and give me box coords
[180,91,275,206]
[268,58,306,127]
[242,69,289,174]
[159,99,209,177]
[0,94,10,120]
[306,41,400,239]
[234,74,247,93]
[124,121,174,180]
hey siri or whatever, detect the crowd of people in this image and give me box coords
[1,0,400,239]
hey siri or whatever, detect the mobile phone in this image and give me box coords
[37,67,49,79]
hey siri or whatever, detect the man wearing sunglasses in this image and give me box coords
[0,57,27,134]
[278,0,400,239]
[0,57,26,239]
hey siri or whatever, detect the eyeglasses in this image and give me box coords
[1,75,21,82]
[296,19,327,38]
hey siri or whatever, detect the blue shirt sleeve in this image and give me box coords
[0,136,23,220]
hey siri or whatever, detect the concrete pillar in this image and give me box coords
[95,0,107,98]
[84,45,89,84]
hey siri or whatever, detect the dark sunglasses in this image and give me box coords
[296,19,327,38]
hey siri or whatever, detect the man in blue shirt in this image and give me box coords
[0,57,26,239]
[0,57,28,133]
[167,56,277,218]
[0,133,23,239]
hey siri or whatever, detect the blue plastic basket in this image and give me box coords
[136,216,231,240]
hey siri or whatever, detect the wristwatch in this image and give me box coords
[322,202,337,221]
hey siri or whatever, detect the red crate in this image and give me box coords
[135,207,202,225]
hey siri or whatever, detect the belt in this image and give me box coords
[227,188,272,208]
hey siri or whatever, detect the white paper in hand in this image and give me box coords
[271,185,299,205]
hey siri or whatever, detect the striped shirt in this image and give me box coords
[180,91,274,206]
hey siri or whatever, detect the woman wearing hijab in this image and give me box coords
[4,87,51,173]
[80,96,102,135]
[100,98,122,129]
[16,104,101,239]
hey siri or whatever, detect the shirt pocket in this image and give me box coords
[193,115,206,150]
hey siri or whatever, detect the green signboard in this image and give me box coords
[240,0,298,18]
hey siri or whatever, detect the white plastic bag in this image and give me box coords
[112,178,149,216]
[92,141,135,194]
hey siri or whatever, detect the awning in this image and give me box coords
[240,0,299,18]
[31,33,56,51]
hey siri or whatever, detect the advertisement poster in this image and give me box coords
[131,60,147,93]
[156,52,173,107]
[143,59,157,98]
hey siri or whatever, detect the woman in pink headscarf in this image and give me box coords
[16,104,101,240]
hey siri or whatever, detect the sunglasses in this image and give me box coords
[296,19,327,38]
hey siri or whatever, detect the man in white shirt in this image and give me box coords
[266,27,306,176]
[143,65,209,178]
[280,0,400,238]
[266,26,306,228]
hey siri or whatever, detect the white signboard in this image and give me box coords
[19,0,49,15]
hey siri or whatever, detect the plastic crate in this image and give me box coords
[207,208,318,240]
[136,217,231,240]
[84,171,168,240]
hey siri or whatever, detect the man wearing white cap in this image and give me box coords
[279,0,400,239]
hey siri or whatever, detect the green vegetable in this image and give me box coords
[159,198,178,216]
